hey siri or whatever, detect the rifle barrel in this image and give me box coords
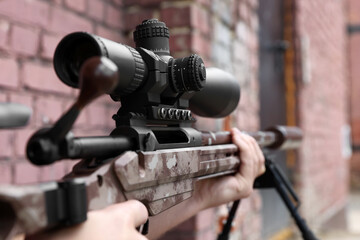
[0,103,32,128]
[70,136,135,159]
[201,126,302,150]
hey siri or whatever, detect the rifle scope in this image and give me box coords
[53,19,240,118]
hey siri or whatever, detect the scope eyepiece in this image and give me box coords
[53,32,147,97]
[53,32,102,88]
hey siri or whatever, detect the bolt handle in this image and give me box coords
[76,56,118,109]
[27,57,118,165]
[52,56,118,142]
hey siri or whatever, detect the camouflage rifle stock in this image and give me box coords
[0,19,317,240]
[0,124,301,239]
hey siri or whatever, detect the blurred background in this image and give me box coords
[0,0,358,239]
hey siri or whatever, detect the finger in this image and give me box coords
[259,164,266,176]
[107,200,149,227]
[242,134,258,158]
[240,134,260,176]
[237,133,266,179]
[231,128,254,180]
[133,232,149,240]
[252,141,266,176]
[255,148,266,176]
[124,200,149,227]
[231,128,251,152]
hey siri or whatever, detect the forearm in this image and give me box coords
[147,196,204,240]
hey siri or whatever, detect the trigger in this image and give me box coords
[138,219,149,235]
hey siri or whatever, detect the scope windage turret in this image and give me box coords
[53,19,240,118]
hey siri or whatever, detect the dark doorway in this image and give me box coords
[258,0,291,238]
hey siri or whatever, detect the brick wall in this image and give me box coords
[0,0,352,239]
[295,0,349,228]
[348,0,360,188]
[0,0,262,239]
[0,0,122,185]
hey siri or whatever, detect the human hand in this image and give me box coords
[193,127,266,210]
[25,200,148,240]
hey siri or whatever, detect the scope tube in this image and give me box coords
[53,32,147,97]
[189,68,240,118]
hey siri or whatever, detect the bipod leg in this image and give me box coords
[255,158,319,240]
[216,200,241,240]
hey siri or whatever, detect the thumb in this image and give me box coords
[105,200,149,227]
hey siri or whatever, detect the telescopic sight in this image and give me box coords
[54,33,102,88]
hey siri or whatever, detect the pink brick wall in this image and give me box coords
[0,1,262,239]
[0,0,121,185]
[295,0,349,227]
[348,0,360,187]
[0,0,350,239]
